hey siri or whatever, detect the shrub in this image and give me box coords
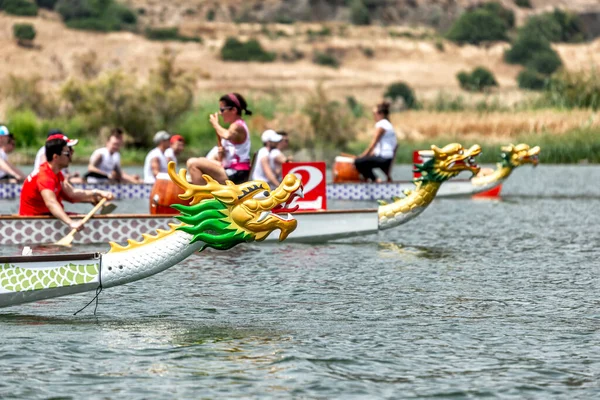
[302,84,358,153]
[1,0,38,16]
[13,23,36,46]
[55,0,137,32]
[517,69,547,91]
[312,51,339,68]
[350,0,370,26]
[504,34,553,65]
[544,70,600,110]
[35,0,58,9]
[206,9,215,21]
[220,37,275,62]
[384,82,417,109]
[520,9,585,43]
[477,2,514,28]
[145,27,202,43]
[514,0,532,8]
[527,51,562,75]
[457,66,498,92]
[446,9,508,45]
[346,96,364,117]
[5,109,40,147]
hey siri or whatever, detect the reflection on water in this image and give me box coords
[1,165,600,398]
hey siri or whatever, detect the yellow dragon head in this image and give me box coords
[168,162,303,249]
[415,143,482,182]
[500,143,541,168]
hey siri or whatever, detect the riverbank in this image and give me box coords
[9,123,599,166]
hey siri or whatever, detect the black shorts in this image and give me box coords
[227,170,250,184]
[0,174,17,181]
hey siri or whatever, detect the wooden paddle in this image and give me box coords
[55,198,107,247]
[340,152,357,159]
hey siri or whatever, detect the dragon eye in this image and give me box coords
[253,190,270,200]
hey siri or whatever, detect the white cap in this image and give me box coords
[0,126,9,136]
[153,130,170,144]
[261,129,283,143]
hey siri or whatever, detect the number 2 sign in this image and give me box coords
[282,162,327,211]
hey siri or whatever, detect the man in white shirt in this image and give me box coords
[164,134,185,167]
[0,133,26,182]
[143,131,170,184]
[251,129,284,189]
[85,128,141,183]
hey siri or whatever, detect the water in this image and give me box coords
[1,165,600,399]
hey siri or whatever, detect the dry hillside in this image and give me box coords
[1,1,600,119]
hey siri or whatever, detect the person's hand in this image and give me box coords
[91,189,114,204]
[209,112,220,128]
[69,220,84,231]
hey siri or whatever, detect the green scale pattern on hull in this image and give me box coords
[0,263,99,292]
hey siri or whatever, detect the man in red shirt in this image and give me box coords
[19,134,114,231]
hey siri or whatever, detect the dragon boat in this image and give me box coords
[0,144,539,201]
[0,167,303,308]
[1,143,482,246]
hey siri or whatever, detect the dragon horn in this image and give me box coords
[167,162,223,205]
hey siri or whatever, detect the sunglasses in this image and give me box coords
[62,150,72,157]
[219,106,233,113]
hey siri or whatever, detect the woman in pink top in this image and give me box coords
[187,93,252,185]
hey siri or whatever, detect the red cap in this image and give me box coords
[47,134,79,146]
[170,134,184,144]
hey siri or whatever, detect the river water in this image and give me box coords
[1,165,600,399]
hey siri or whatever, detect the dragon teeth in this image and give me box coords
[257,211,270,223]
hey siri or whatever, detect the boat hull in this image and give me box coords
[0,179,497,201]
[0,253,101,308]
[0,210,380,246]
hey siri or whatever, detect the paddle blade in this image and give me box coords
[55,233,75,247]
[101,203,117,215]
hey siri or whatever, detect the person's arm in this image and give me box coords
[359,127,385,158]
[260,156,280,188]
[0,158,26,180]
[40,189,82,230]
[62,180,113,203]
[150,157,161,178]
[87,152,110,178]
[209,113,246,143]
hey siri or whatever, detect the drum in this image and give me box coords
[333,156,361,183]
[149,173,187,215]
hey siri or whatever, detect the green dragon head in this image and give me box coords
[414,143,482,183]
[500,143,540,168]
[168,162,302,251]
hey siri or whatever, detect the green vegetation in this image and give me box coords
[220,37,276,62]
[514,0,532,8]
[544,70,600,110]
[144,27,202,43]
[477,2,514,28]
[35,0,58,9]
[350,0,370,26]
[312,51,340,68]
[1,0,38,16]
[520,9,585,43]
[446,8,508,44]
[392,127,600,164]
[13,23,36,46]
[457,67,498,92]
[517,69,547,91]
[385,82,418,110]
[55,0,137,32]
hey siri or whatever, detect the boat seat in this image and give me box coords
[383,144,398,182]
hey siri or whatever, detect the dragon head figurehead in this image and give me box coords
[500,143,540,168]
[414,143,482,183]
[167,162,303,250]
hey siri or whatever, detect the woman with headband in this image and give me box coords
[187,93,253,185]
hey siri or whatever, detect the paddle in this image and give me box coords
[55,198,107,247]
[340,152,357,159]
